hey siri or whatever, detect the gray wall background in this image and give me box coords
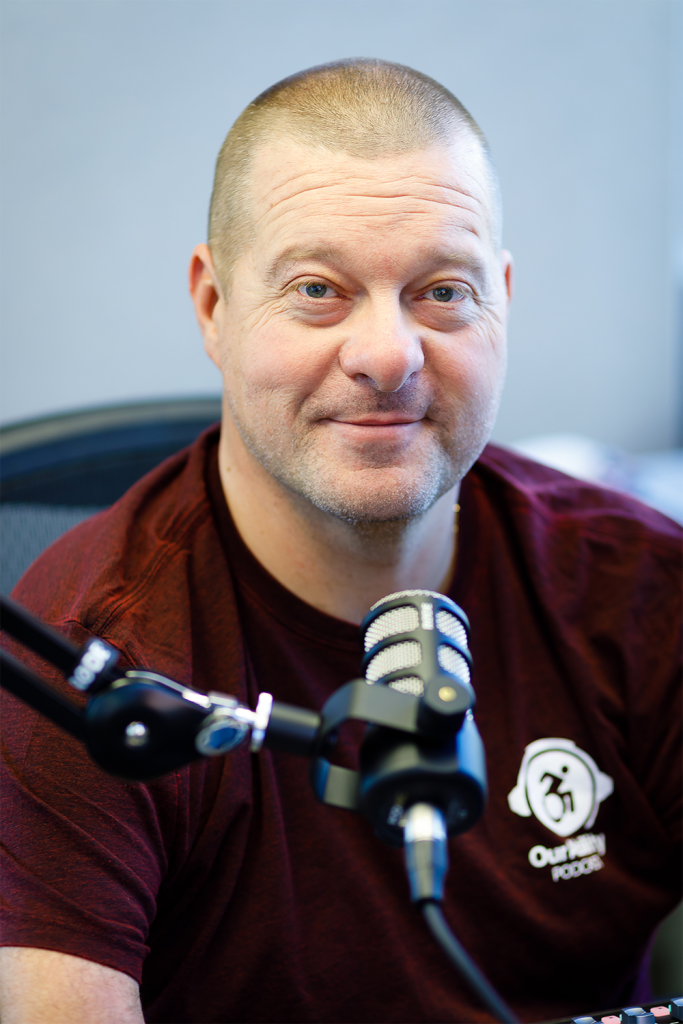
[1,0,681,453]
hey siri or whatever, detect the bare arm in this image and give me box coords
[0,947,144,1024]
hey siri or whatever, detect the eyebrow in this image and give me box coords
[266,246,490,284]
[266,247,347,281]
[421,249,490,282]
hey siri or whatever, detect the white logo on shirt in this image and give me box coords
[528,832,606,882]
[507,738,613,838]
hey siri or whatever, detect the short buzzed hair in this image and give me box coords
[208,58,501,291]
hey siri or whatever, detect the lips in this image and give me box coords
[323,416,425,447]
[328,414,424,427]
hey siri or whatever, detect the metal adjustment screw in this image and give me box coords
[124,721,149,747]
[250,692,274,753]
[195,709,250,756]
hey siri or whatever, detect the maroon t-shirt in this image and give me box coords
[1,427,681,1023]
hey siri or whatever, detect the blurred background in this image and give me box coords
[1,0,681,444]
[0,0,681,997]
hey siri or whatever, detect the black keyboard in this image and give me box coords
[543,996,683,1024]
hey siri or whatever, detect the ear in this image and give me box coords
[189,244,224,370]
[501,250,514,308]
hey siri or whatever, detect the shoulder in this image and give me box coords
[465,444,682,627]
[473,443,682,551]
[10,428,229,671]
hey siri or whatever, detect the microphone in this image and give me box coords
[362,587,473,706]
[362,592,518,1024]
[355,590,486,847]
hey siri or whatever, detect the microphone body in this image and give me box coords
[356,589,487,846]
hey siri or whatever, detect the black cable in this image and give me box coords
[421,899,520,1024]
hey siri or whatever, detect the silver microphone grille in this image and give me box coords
[437,644,471,685]
[365,640,421,681]
[361,590,471,696]
[364,605,419,651]
[435,609,468,650]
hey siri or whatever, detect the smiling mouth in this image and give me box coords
[328,415,424,427]
[322,418,426,446]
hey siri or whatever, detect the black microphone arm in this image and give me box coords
[0,591,518,1024]
[0,593,323,778]
[0,591,485,835]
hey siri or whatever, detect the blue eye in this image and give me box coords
[430,286,462,303]
[298,282,337,298]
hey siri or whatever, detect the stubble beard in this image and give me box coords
[226,382,497,528]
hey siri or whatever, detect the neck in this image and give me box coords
[216,419,460,625]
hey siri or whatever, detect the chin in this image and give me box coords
[242,416,490,524]
[292,465,459,525]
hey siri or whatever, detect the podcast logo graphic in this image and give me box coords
[507,738,613,838]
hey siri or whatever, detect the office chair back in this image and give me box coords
[0,398,221,594]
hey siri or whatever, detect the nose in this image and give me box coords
[338,296,424,392]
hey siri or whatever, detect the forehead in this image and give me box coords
[246,137,496,266]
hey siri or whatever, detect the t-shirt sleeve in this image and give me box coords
[0,623,178,983]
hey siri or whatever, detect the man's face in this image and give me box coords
[203,136,512,523]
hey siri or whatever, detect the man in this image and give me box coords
[1,59,680,1024]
